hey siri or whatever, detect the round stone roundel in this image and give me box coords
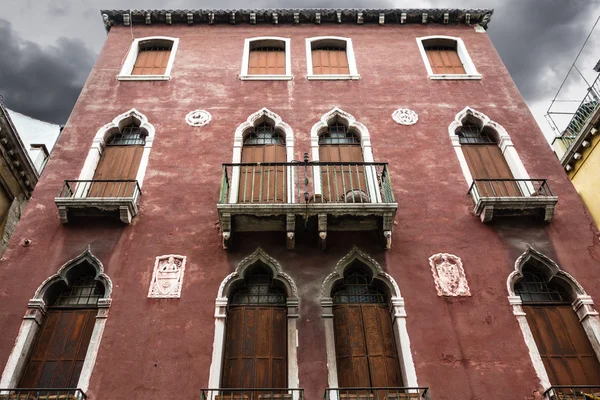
[392,108,418,125]
[186,110,212,127]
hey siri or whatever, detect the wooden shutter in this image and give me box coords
[319,145,366,201]
[248,50,285,75]
[312,50,350,75]
[333,304,403,388]
[19,309,96,388]
[222,307,287,389]
[462,144,521,197]
[524,305,600,385]
[132,49,171,75]
[239,145,286,203]
[425,48,466,74]
[90,146,144,197]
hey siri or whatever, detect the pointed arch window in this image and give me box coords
[331,262,403,389]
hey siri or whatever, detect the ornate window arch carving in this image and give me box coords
[0,247,112,393]
[228,108,294,204]
[208,248,300,390]
[320,247,418,389]
[507,246,600,390]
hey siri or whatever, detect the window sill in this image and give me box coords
[239,75,293,81]
[428,74,482,80]
[117,75,171,81]
[306,74,361,81]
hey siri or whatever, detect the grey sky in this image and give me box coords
[0,0,599,139]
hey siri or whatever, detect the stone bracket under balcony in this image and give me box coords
[217,161,398,250]
[468,179,558,223]
[54,180,141,224]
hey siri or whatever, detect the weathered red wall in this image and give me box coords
[1,22,599,400]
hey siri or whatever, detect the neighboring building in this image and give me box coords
[0,8,599,400]
[551,68,600,228]
[0,100,59,255]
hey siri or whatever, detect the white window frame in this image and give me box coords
[416,35,481,80]
[305,37,360,80]
[208,248,300,396]
[0,248,112,394]
[240,37,293,81]
[117,36,179,81]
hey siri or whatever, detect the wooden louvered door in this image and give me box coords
[462,144,521,197]
[19,309,96,389]
[89,145,143,197]
[248,50,285,75]
[239,145,286,203]
[319,145,367,202]
[524,305,600,385]
[312,50,350,75]
[222,307,288,393]
[132,49,171,75]
[425,48,466,74]
[333,304,403,396]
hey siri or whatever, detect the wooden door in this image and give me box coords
[425,48,466,74]
[89,146,143,197]
[333,304,403,391]
[222,307,287,390]
[311,50,350,75]
[462,144,521,197]
[239,145,286,203]
[19,309,96,388]
[319,145,367,202]
[524,305,600,385]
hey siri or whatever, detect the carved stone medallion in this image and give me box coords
[185,110,212,127]
[428,253,471,297]
[392,108,418,125]
[148,255,187,298]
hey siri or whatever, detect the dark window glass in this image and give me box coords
[458,123,496,144]
[244,123,285,146]
[515,271,569,304]
[319,122,360,145]
[52,276,104,307]
[230,266,287,306]
[332,263,387,304]
[107,125,147,146]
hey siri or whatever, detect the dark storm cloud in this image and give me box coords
[0,19,94,124]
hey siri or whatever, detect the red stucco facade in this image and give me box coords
[1,11,600,400]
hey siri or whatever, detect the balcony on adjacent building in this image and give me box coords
[467,179,558,222]
[54,180,141,224]
[544,385,600,400]
[551,74,600,170]
[200,388,305,400]
[217,158,397,250]
[323,387,430,400]
[0,388,86,400]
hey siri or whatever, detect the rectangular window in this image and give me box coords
[424,47,466,75]
[248,48,285,75]
[311,48,349,75]
[132,46,172,76]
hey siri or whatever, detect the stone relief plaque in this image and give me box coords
[392,108,418,125]
[428,253,471,297]
[148,255,186,298]
[186,110,212,127]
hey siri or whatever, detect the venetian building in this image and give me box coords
[0,8,599,400]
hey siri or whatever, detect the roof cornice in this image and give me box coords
[100,8,493,31]
[0,97,40,198]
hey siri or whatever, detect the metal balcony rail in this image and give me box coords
[57,180,141,199]
[552,74,600,151]
[219,161,395,205]
[200,388,305,400]
[467,179,554,199]
[544,385,600,400]
[0,388,86,400]
[324,387,430,400]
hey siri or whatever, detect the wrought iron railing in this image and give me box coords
[552,74,600,153]
[467,179,554,199]
[544,385,600,399]
[200,388,304,400]
[56,180,141,199]
[219,159,395,205]
[324,387,430,400]
[0,388,86,400]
